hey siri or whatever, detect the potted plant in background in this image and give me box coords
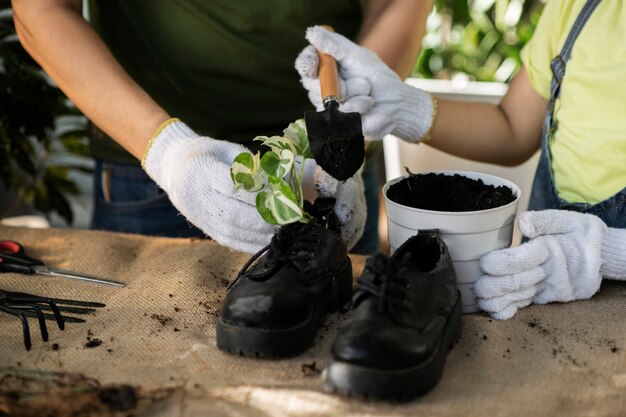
[384,170,520,313]
[0,2,91,226]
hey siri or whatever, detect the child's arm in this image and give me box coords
[430,67,547,166]
[297,26,547,167]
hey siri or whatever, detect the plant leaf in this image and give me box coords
[260,149,294,178]
[254,135,298,156]
[255,191,278,224]
[283,119,312,159]
[230,152,265,192]
[255,176,303,225]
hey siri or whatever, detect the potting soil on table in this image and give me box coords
[387,173,516,212]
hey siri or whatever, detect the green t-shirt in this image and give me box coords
[88,0,363,164]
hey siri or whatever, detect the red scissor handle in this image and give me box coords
[0,240,43,274]
[0,240,23,254]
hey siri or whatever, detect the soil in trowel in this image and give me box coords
[387,172,516,212]
[312,133,360,181]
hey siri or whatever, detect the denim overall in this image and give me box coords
[528,0,626,228]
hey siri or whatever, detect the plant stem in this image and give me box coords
[290,165,300,205]
[296,158,306,207]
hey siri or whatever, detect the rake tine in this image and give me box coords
[32,306,48,342]
[7,299,93,316]
[3,300,67,329]
[18,312,31,351]
[29,304,97,315]
[0,289,102,349]
[3,295,106,309]
[47,298,106,308]
[5,305,49,342]
[18,310,85,323]
[47,299,65,330]
[1,306,85,323]
[0,304,31,349]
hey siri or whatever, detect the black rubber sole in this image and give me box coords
[322,291,462,402]
[216,258,353,359]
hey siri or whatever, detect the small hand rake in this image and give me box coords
[0,289,105,350]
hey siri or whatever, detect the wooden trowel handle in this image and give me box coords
[318,25,340,107]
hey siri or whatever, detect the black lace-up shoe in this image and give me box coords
[216,219,352,358]
[323,230,461,401]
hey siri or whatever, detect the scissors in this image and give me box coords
[0,240,124,288]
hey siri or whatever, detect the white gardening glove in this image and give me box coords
[295,26,436,143]
[143,119,275,253]
[473,210,626,320]
[301,159,366,250]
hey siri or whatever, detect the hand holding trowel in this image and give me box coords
[304,26,365,182]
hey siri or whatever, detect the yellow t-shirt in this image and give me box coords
[521,0,626,204]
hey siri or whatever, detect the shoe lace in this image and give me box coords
[227,222,320,290]
[355,254,412,313]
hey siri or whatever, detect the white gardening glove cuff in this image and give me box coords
[143,119,201,198]
[392,85,437,143]
[601,227,626,280]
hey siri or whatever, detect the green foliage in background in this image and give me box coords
[415,0,546,82]
[0,2,91,224]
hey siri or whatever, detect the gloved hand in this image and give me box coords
[295,25,436,143]
[316,164,366,249]
[143,119,275,254]
[301,159,366,250]
[473,210,626,320]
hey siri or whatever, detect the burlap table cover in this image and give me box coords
[0,225,624,417]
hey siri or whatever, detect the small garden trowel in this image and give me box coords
[304,26,364,181]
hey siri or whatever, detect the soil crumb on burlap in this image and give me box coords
[0,368,176,417]
[85,339,103,349]
[300,362,321,377]
[387,172,516,211]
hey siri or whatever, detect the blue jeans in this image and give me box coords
[350,156,381,255]
[91,160,381,252]
[91,161,202,237]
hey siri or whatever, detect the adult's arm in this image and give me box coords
[357,0,432,78]
[12,0,169,159]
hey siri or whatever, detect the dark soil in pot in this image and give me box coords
[387,172,516,212]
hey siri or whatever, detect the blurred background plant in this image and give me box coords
[0,0,91,225]
[415,0,546,82]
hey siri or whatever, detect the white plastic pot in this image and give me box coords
[383,171,521,314]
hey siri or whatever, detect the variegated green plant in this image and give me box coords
[230,119,314,225]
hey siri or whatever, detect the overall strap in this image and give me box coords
[545,0,603,135]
